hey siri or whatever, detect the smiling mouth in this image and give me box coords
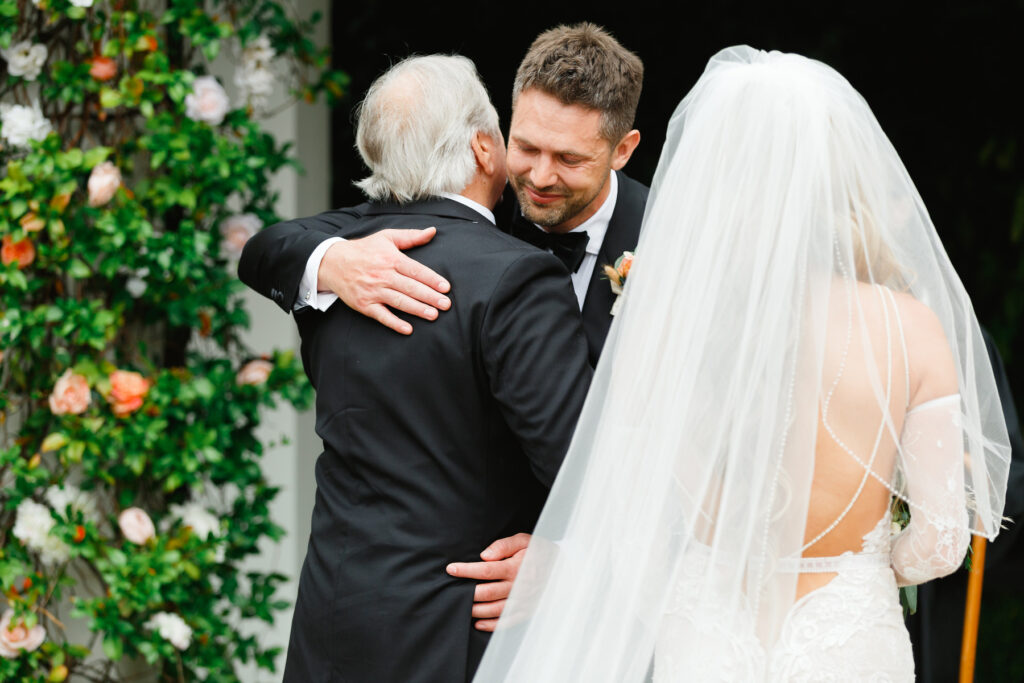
[522,185,565,206]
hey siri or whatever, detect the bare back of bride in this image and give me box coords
[473,47,1011,682]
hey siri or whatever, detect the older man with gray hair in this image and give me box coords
[261,55,592,682]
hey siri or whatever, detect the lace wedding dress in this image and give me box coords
[654,289,970,682]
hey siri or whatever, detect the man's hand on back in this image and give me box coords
[446,533,531,631]
[319,228,452,335]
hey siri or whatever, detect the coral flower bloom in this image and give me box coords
[1,235,35,269]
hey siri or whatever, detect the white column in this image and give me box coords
[232,0,329,678]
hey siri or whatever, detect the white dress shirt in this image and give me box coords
[294,193,495,311]
[553,170,617,309]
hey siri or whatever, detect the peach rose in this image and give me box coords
[87,161,122,207]
[19,211,45,233]
[0,609,46,659]
[108,369,150,416]
[619,252,634,279]
[89,56,117,81]
[236,359,273,386]
[1,235,35,269]
[118,507,155,545]
[49,369,91,415]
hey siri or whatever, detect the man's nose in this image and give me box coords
[529,156,558,189]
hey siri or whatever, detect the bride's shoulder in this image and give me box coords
[883,289,959,406]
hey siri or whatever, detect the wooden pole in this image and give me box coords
[959,535,988,683]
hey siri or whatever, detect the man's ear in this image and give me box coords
[471,132,498,176]
[610,129,641,171]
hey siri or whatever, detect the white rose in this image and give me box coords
[118,507,156,545]
[1,41,48,81]
[185,75,230,126]
[234,35,276,109]
[45,484,100,524]
[219,213,262,256]
[145,612,192,650]
[0,101,53,148]
[126,275,148,298]
[87,161,122,207]
[168,502,221,540]
[241,34,275,66]
[12,498,70,566]
[234,64,276,109]
[0,610,46,659]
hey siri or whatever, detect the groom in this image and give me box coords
[263,55,592,681]
[239,22,648,629]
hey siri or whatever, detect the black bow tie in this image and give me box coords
[511,221,589,273]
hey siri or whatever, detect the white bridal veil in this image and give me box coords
[473,46,1010,681]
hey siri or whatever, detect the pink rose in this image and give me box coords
[88,56,117,82]
[49,369,91,415]
[118,507,155,545]
[87,161,122,208]
[0,609,46,659]
[236,359,273,386]
[107,369,150,416]
[219,213,262,257]
[184,75,230,126]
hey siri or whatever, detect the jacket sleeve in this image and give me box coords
[237,205,366,312]
[481,250,593,487]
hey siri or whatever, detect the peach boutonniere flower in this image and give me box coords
[601,251,634,316]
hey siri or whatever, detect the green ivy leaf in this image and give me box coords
[102,635,123,661]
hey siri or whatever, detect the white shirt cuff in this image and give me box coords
[294,236,344,311]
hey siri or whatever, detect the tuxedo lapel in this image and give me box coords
[580,171,648,365]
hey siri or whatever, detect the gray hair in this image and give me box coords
[354,55,501,203]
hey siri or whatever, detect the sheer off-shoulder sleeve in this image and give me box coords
[891,394,970,586]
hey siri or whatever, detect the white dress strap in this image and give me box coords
[882,287,910,404]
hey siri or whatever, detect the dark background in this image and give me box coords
[327,1,1023,679]
[329,0,1022,398]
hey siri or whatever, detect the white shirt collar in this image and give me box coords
[538,170,617,256]
[439,192,496,225]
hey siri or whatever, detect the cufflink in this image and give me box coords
[304,290,312,302]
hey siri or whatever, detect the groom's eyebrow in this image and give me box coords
[510,134,593,160]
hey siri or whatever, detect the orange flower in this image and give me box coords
[198,310,212,337]
[73,525,86,543]
[108,370,151,416]
[50,193,71,213]
[1,235,35,269]
[89,56,117,82]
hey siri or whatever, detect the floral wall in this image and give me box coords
[0,1,344,680]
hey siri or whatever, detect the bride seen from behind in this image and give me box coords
[473,46,1011,682]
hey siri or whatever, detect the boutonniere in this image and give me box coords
[601,251,634,316]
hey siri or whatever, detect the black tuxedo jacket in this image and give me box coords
[269,198,592,682]
[237,170,650,368]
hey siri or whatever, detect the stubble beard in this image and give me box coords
[513,178,606,232]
